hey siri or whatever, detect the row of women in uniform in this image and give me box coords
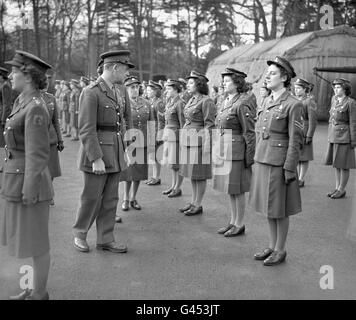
[117,56,356,268]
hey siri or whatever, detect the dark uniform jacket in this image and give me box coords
[41,92,62,146]
[59,88,70,112]
[129,96,154,148]
[1,90,53,203]
[299,95,317,139]
[78,77,129,173]
[114,84,133,141]
[151,97,165,142]
[327,95,356,147]
[181,94,216,148]
[215,93,255,166]
[254,90,304,172]
[69,88,80,114]
[162,95,185,142]
[0,81,12,125]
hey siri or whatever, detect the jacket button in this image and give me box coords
[99,141,102,144]
[4,158,7,162]
[7,127,11,130]
[263,127,266,130]
[16,169,19,172]
[278,143,281,146]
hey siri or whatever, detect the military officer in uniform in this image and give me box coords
[69,79,81,141]
[213,68,256,237]
[325,78,356,199]
[178,71,216,216]
[1,50,53,300]
[72,50,134,253]
[0,67,13,148]
[146,80,165,186]
[249,56,304,266]
[59,80,71,136]
[161,79,186,198]
[294,78,317,187]
[119,76,153,212]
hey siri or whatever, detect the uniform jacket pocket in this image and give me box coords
[98,135,115,168]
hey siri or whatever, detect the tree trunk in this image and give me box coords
[253,0,260,43]
[148,0,154,80]
[270,0,278,39]
[314,0,321,31]
[32,0,41,56]
[194,4,199,66]
[187,5,192,66]
[103,0,109,51]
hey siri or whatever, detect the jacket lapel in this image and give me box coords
[266,90,289,110]
[98,77,116,102]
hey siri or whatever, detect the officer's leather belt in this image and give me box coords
[262,133,288,140]
[5,148,25,159]
[97,125,118,132]
[332,120,349,125]
[219,128,242,136]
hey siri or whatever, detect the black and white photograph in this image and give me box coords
[0,0,356,307]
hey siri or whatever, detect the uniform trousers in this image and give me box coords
[73,171,119,245]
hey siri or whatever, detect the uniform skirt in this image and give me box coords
[119,146,148,182]
[48,144,61,178]
[249,162,301,218]
[1,200,50,258]
[324,143,356,169]
[162,140,180,171]
[0,124,5,148]
[299,142,314,162]
[179,146,212,180]
[213,159,251,195]
[63,110,70,124]
[69,111,78,129]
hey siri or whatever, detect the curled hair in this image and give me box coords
[97,65,103,76]
[151,87,162,98]
[334,82,352,96]
[276,65,292,89]
[170,83,182,93]
[193,78,209,95]
[20,64,47,90]
[227,74,249,94]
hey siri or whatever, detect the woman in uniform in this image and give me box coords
[69,79,81,141]
[119,76,154,211]
[1,50,53,299]
[146,80,165,186]
[250,56,304,266]
[162,79,185,198]
[294,78,317,187]
[213,68,256,236]
[178,71,216,216]
[59,80,71,136]
[325,78,356,199]
[41,81,64,205]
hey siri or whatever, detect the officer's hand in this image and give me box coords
[284,170,296,185]
[92,158,106,175]
[305,136,312,145]
[23,197,38,206]
[57,140,64,152]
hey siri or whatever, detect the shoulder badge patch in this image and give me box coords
[33,114,44,126]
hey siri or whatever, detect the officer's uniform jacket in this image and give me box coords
[59,88,70,112]
[114,84,132,140]
[41,92,62,146]
[69,88,80,114]
[78,77,129,173]
[327,95,356,147]
[151,97,165,142]
[162,95,185,142]
[129,96,154,148]
[214,93,255,166]
[1,90,53,203]
[181,90,192,104]
[254,90,303,172]
[0,81,12,125]
[298,95,317,139]
[180,94,216,147]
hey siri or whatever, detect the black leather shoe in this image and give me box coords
[168,189,182,198]
[115,215,122,223]
[254,248,274,260]
[73,237,89,252]
[224,225,245,237]
[184,205,203,216]
[298,180,305,187]
[9,289,32,300]
[217,224,234,234]
[178,203,192,213]
[327,189,337,197]
[263,250,287,266]
[130,200,141,210]
[147,178,161,185]
[331,190,346,199]
[145,178,153,185]
[122,200,130,211]
[96,242,128,253]
[162,187,173,195]
[25,292,49,300]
